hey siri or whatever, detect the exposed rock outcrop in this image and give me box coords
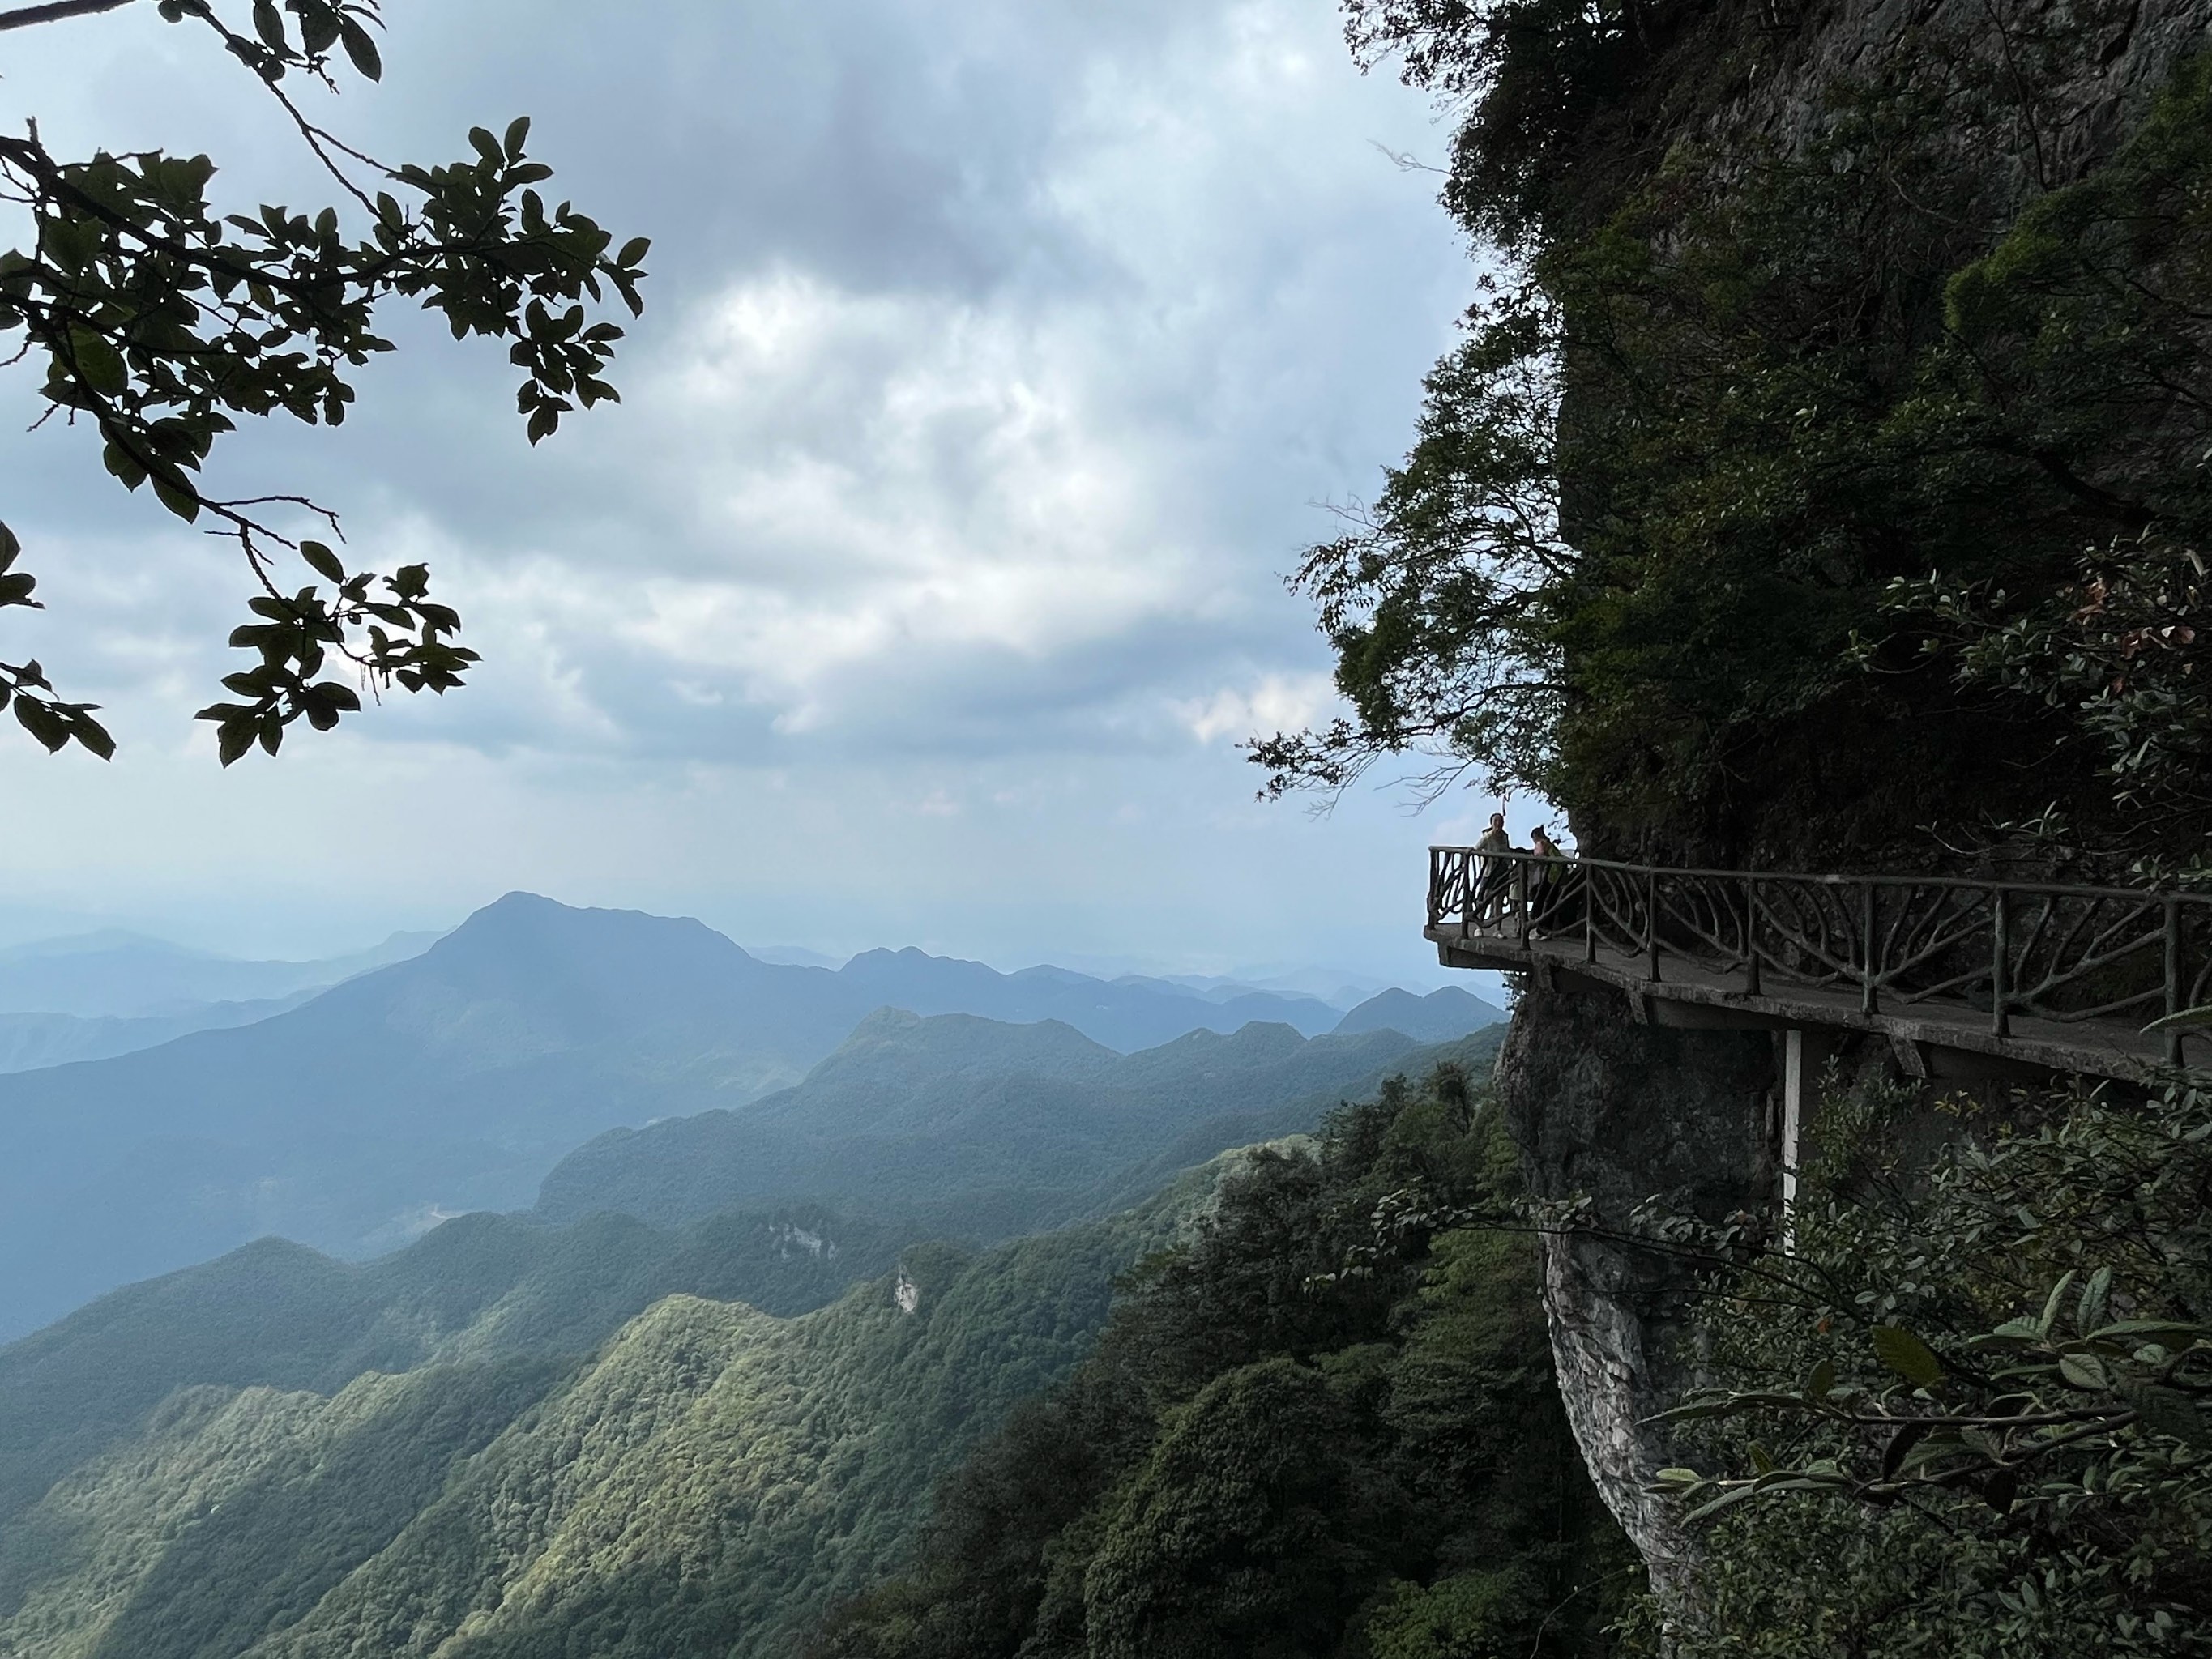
[1496,983,1777,1601]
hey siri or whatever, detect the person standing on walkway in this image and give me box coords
[1528,825,1569,934]
[1474,812,1514,925]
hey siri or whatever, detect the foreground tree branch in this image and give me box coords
[0,0,650,759]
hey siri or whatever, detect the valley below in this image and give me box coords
[0,898,1522,1658]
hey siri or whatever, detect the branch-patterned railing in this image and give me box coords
[1428,847,2212,1067]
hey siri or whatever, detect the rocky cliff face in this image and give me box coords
[1494,983,1777,1600]
[1507,3,2212,1597]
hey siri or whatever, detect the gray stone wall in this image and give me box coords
[1494,983,1777,1601]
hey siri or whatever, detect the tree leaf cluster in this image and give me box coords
[0,0,646,757]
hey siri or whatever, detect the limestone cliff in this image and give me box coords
[1495,984,1776,1600]
[1504,5,2212,1600]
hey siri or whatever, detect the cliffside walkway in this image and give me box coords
[1426,847,2212,1085]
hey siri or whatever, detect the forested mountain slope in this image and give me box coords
[0,1158,1218,1659]
[535,1010,1463,1233]
[0,1022,1506,1575]
[0,1205,914,1535]
[817,1054,1629,1658]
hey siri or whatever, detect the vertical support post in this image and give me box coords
[1584,868,1597,965]
[1991,887,2010,1039]
[1860,883,1879,1016]
[1646,867,1661,983]
[2165,897,2184,1067]
[1512,859,1530,945]
[1744,877,1762,996]
[1459,849,1472,942]
[1780,1028,1804,1250]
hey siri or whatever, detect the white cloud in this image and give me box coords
[613,267,1184,732]
[0,0,1492,980]
[1176,672,1338,745]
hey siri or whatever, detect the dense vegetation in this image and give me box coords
[1635,1069,2212,1655]
[1241,5,2212,1652]
[1260,1,2212,872]
[539,1011,1475,1238]
[0,1029,1515,1659]
[0,1172,1188,1658]
[813,1059,1633,1658]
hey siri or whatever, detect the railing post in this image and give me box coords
[1584,869,1597,964]
[1860,882,1878,1016]
[1512,858,1530,945]
[1990,887,2009,1038]
[1646,868,1661,983]
[2166,897,2184,1067]
[1459,851,1473,941]
[1743,876,1761,996]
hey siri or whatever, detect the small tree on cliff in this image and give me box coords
[0,0,647,761]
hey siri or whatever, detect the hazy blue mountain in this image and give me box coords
[743,943,845,968]
[0,992,318,1074]
[834,945,1342,1043]
[0,894,871,1339]
[1155,966,1421,1009]
[0,893,1470,1340]
[0,928,442,1017]
[536,1009,1437,1234]
[1332,983,1507,1043]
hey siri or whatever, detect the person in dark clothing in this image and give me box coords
[1527,825,1578,935]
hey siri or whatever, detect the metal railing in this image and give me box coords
[1428,847,2212,1066]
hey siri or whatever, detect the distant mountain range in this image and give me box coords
[0,928,442,1018]
[0,993,314,1074]
[0,928,445,1074]
[0,894,1503,1340]
[1332,985,1504,1043]
[535,1009,1454,1235]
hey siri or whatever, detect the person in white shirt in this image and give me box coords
[1473,812,1514,924]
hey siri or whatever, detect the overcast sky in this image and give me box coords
[0,0,1515,982]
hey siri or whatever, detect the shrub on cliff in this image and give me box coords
[1638,1073,2212,1655]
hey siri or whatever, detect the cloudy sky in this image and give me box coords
[0,0,1512,982]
